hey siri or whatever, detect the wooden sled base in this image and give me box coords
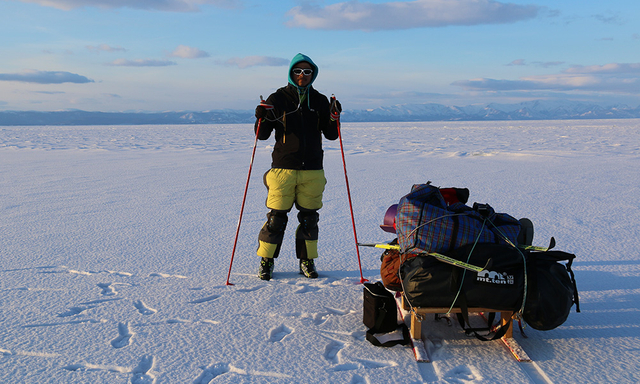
[400,295,531,363]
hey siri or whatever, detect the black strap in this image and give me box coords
[374,305,389,331]
[564,256,581,313]
[457,294,511,341]
[365,324,411,347]
[454,312,495,332]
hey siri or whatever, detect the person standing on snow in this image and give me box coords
[254,53,342,281]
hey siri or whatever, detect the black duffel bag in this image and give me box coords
[523,250,580,330]
[400,243,580,334]
[400,243,526,311]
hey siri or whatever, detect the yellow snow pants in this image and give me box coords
[257,168,326,259]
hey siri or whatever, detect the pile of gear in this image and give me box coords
[363,182,580,344]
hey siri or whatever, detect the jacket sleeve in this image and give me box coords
[254,92,279,140]
[319,96,339,141]
[254,118,274,140]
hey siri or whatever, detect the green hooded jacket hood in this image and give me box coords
[288,53,318,91]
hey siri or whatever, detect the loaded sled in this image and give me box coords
[361,183,580,362]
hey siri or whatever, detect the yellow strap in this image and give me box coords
[282,112,286,143]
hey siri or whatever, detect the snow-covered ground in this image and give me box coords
[1,120,639,383]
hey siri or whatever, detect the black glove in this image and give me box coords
[330,98,342,120]
[255,101,274,120]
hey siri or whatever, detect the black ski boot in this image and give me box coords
[258,257,275,281]
[299,259,318,278]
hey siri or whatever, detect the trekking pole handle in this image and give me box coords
[330,94,340,120]
[259,95,274,110]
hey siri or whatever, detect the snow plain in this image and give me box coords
[1,119,639,383]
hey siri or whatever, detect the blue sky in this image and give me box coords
[1,0,639,112]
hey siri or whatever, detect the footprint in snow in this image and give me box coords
[149,272,187,279]
[324,306,350,316]
[294,284,321,294]
[426,335,444,350]
[166,318,191,324]
[313,313,330,325]
[350,375,371,384]
[97,282,131,296]
[444,365,482,383]
[268,324,293,342]
[58,305,95,317]
[194,362,230,383]
[330,363,360,372]
[111,322,134,349]
[353,358,398,369]
[134,300,157,315]
[312,307,353,325]
[323,339,345,364]
[189,294,221,304]
[131,355,156,384]
[62,355,154,382]
[329,359,397,372]
[98,283,117,296]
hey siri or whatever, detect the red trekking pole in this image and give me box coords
[332,96,368,284]
[226,97,272,286]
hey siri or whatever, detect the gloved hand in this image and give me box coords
[255,99,274,120]
[330,98,342,120]
[255,105,268,119]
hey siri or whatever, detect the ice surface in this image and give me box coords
[1,120,639,383]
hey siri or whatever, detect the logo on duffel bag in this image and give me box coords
[477,270,514,285]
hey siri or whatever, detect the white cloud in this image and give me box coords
[507,59,526,66]
[564,63,640,75]
[0,70,94,84]
[454,73,639,94]
[286,0,541,31]
[534,61,565,68]
[453,78,544,91]
[507,59,564,68]
[87,44,127,52]
[108,59,177,67]
[16,0,241,12]
[521,74,601,88]
[220,56,289,69]
[168,45,210,59]
[455,62,640,94]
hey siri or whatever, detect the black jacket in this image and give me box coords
[255,84,339,170]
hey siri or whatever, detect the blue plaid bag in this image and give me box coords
[396,184,521,254]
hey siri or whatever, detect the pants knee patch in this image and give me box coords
[296,210,319,241]
[258,210,289,258]
[298,210,319,231]
[266,211,288,234]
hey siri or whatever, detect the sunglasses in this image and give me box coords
[292,68,313,76]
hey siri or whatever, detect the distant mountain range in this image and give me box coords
[345,100,640,122]
[2,100,639,125]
